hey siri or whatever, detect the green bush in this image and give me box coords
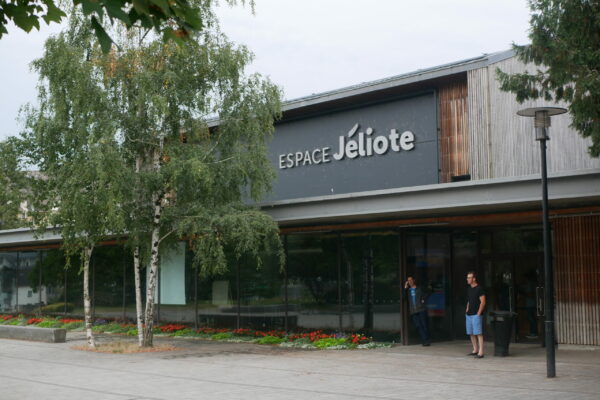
[173,328,194,337]
[211,332,233,340]
[313,338,348,349]
[36,320,63,328]
[256,335,284,345]
[126,329,138,336]
[41,303,74,313]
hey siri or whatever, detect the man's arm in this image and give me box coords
[466,301,469,314]
[477,295,486,316]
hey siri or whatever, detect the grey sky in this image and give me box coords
[0,0,531,141]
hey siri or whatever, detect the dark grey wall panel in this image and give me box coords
[266,92,438,202]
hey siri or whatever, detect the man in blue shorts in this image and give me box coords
[466,271,486,358]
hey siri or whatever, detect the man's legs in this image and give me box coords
[469,334,478,353]
[412,311,429,345]
[417,310,430,345]
[477,334,484,356]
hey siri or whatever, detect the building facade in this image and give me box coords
[1,50,599,345]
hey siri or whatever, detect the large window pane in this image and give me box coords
[16,252,40,313]
[0,252,17,313]
[287,233,339,331]
[238,252,286,330]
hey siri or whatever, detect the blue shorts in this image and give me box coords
[466,314,483,335]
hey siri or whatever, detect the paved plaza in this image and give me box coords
[1,333,599,400]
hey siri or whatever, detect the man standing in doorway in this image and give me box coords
[404,276,430,346]
[466,271,486,358]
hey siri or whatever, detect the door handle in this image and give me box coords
[536,287,544,317]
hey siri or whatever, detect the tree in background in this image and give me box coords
[0,138,26,230]
[0,0,252,52]
[497,0,600,157]
[19,18,127,347]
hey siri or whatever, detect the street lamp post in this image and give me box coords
[517,106,567,378]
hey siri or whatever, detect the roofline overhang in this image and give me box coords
[260,169,600,227]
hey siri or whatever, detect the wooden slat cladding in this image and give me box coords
[554,215,600,346]
[439,81,469,183]
[467,57,600,180]
[467,68,491,180]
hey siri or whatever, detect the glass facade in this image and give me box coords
[0,226,544,344]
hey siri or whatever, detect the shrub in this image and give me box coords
[36,320,63,328]
[126,328,138,336]
[172,328,193,337]
[211,332,233,340]
[313,338,348,349]
[256,335,284,345]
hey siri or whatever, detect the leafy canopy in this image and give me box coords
[19,19,127,257]
[0,138,26,230]
[0,0,253,53]
[497,0,600,157]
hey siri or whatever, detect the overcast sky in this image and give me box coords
[0,0,531,141]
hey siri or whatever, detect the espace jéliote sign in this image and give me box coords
[278,124,415,169]
[266,92,438,202]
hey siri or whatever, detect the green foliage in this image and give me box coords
[256,335,284,345]
[0,139,27,230]
[0,1,254,53]
[36,320,63,328]
[497,0,600,157]
[172,328,193,336]
[313,338,349,349]
[211,332,233,340]
[126,328,138,336]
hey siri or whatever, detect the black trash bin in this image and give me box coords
[489,311,517,356]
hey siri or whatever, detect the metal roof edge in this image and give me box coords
[206,49,516,127]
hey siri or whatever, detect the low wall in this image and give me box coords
[0,325,66,343]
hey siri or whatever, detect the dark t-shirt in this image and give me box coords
[467,285,485,315]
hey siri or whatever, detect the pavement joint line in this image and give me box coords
[0,352,597,396]
[0,374,164,400]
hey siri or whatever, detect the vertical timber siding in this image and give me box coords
[467,57,600,180]
[439,81,469,183]
[554,215,600,346]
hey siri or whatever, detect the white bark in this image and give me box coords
[142,195,163,347]
[83,246,96,348]
[133,246,144,346]
[141,141,165,347]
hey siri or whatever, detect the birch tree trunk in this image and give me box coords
[83,246,96,348]
[133,246,144,346]
[141,195,163,347]
[141,143,164,347]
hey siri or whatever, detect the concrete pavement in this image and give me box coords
[1,333,599,400]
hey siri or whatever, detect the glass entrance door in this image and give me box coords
[481,255,542,343]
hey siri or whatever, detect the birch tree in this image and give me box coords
[103,13,283,345]
[19,18,126,348]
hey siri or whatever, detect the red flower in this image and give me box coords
[159,324,187,333]
[59,318,83,324]
[27,318,43,325]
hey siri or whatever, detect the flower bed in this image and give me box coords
[0,314,392,350]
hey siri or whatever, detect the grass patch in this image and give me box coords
[72,341,179,354]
